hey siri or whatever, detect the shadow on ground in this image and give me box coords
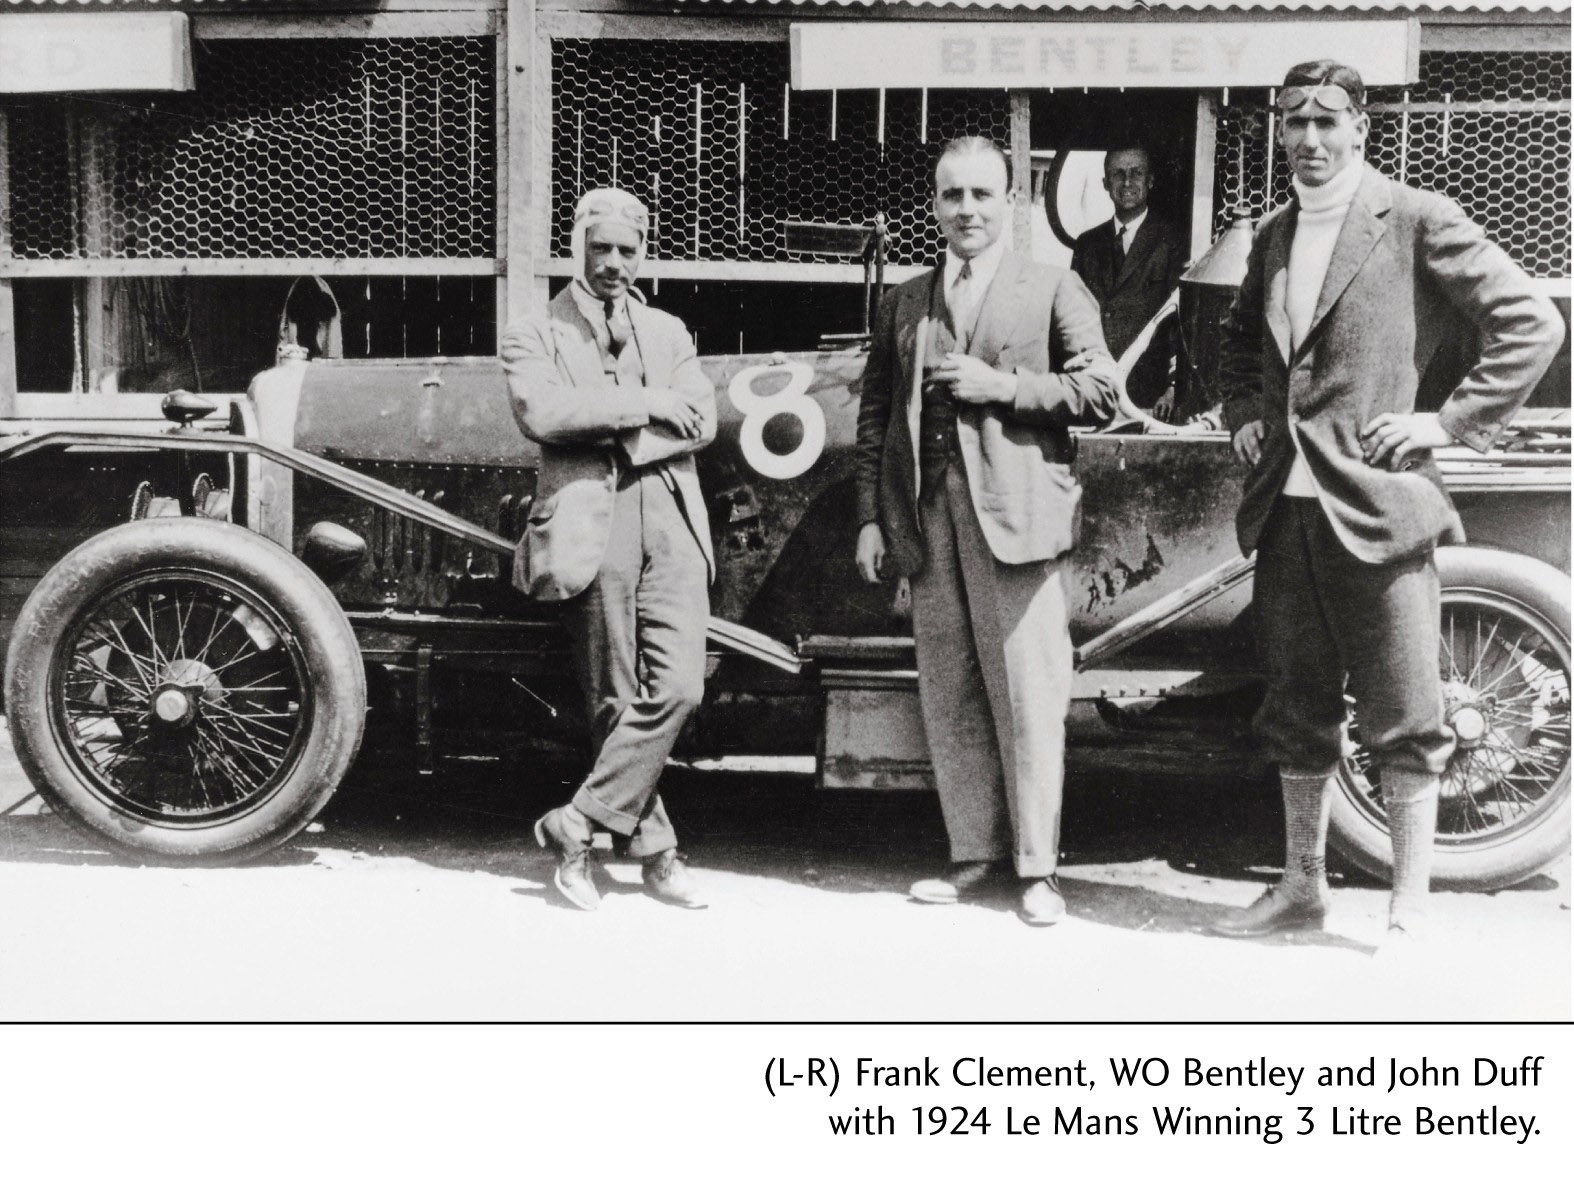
[0,753,1416,951]
[265,753,1307,934]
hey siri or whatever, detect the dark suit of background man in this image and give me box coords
[501,187,716,913]
[1211,62,1562,948]
[1070,146,1186,415]
[855,138,1120,926]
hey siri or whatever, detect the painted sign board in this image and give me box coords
[0,13,194,93]
[790,20,1420,91]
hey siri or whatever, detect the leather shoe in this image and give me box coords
[1210,885,1329,938]
[1019,876,1066,926]
[534,805,599,911]
[643,849,707,909]
[910,860,1010,905]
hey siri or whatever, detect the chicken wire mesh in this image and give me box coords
[551,38,1010,267]
[4,37,496,260]
[1212,51,1570,278]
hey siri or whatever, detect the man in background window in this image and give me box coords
[1071,146,1186,416]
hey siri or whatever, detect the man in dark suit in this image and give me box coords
[855,137,1119,926]
[1211,62,1563,946]
[501,188,716,913]
[1071,146,1186,414]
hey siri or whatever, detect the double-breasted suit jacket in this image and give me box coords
[500,287,717,599]
[1219,164,1564,564]
[855,250,1120,579]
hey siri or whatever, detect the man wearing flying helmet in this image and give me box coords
[1212,61,1562,948]
[501,188,716,912]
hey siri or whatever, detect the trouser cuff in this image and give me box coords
[951,844,1010,866]
[623,830,679,860]
[573,786,639,837]
[1014,854,1058,879]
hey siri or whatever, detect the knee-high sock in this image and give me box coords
[1279,770,1333,900]
[1382,769,1440,925]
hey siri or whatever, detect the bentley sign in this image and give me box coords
[790,20,1420,91]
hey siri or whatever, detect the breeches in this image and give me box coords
[564,467,708,857]
[910,461,1074,878]
[1253,497,1455,778]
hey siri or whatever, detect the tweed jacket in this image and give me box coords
[500,287,716,600]
[1219,164,1564,564]
[855,250,1120,577]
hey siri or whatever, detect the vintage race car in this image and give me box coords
[1,346,1568,889]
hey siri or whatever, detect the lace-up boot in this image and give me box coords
[643,849,707,909]
[534,804,599,911]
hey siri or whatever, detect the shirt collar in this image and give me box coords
[570,277,623,321]
[1114,207,1148,239]
[569,278,647,354]
[945,234,1007,291]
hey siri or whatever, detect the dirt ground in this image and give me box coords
[0,723,1567,1022]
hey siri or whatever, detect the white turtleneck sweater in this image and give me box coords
[1282,158,1365,497]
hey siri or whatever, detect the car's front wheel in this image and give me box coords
[4,518,365,864]
[1330,547,1570,891]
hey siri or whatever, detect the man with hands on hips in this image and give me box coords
[856,137,1119,927]
[1213,61,1562,947]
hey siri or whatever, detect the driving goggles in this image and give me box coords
[1276,84,1359,112]
[573,197,650,235]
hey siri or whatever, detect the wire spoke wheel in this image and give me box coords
[6,519,365,864]
[1332,549,1571,890]
[1346,597,1569,843]
[53,571,311,826]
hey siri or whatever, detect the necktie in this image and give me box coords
[950,258,974,345]
[1114,223,1128,270]
[603,298,631,358]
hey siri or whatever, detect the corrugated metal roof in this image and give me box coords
[671,1,1571,12]
[2,0,1567,7]
[2,0,1566,10]
[1,1,305,7]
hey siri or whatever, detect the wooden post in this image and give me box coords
[67,102,121,392]
[494,7,511,335]
[1190,92,1219,261]
[0,281,16,413]
[0,107,15,412]
[502,0,541,331]
[1009,90,1032,252]
[531,2,552,313]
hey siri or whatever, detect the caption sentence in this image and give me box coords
[762,1054,1548,1144]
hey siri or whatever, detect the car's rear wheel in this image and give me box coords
[1330,548,1570,890]
[5,518,365,864]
